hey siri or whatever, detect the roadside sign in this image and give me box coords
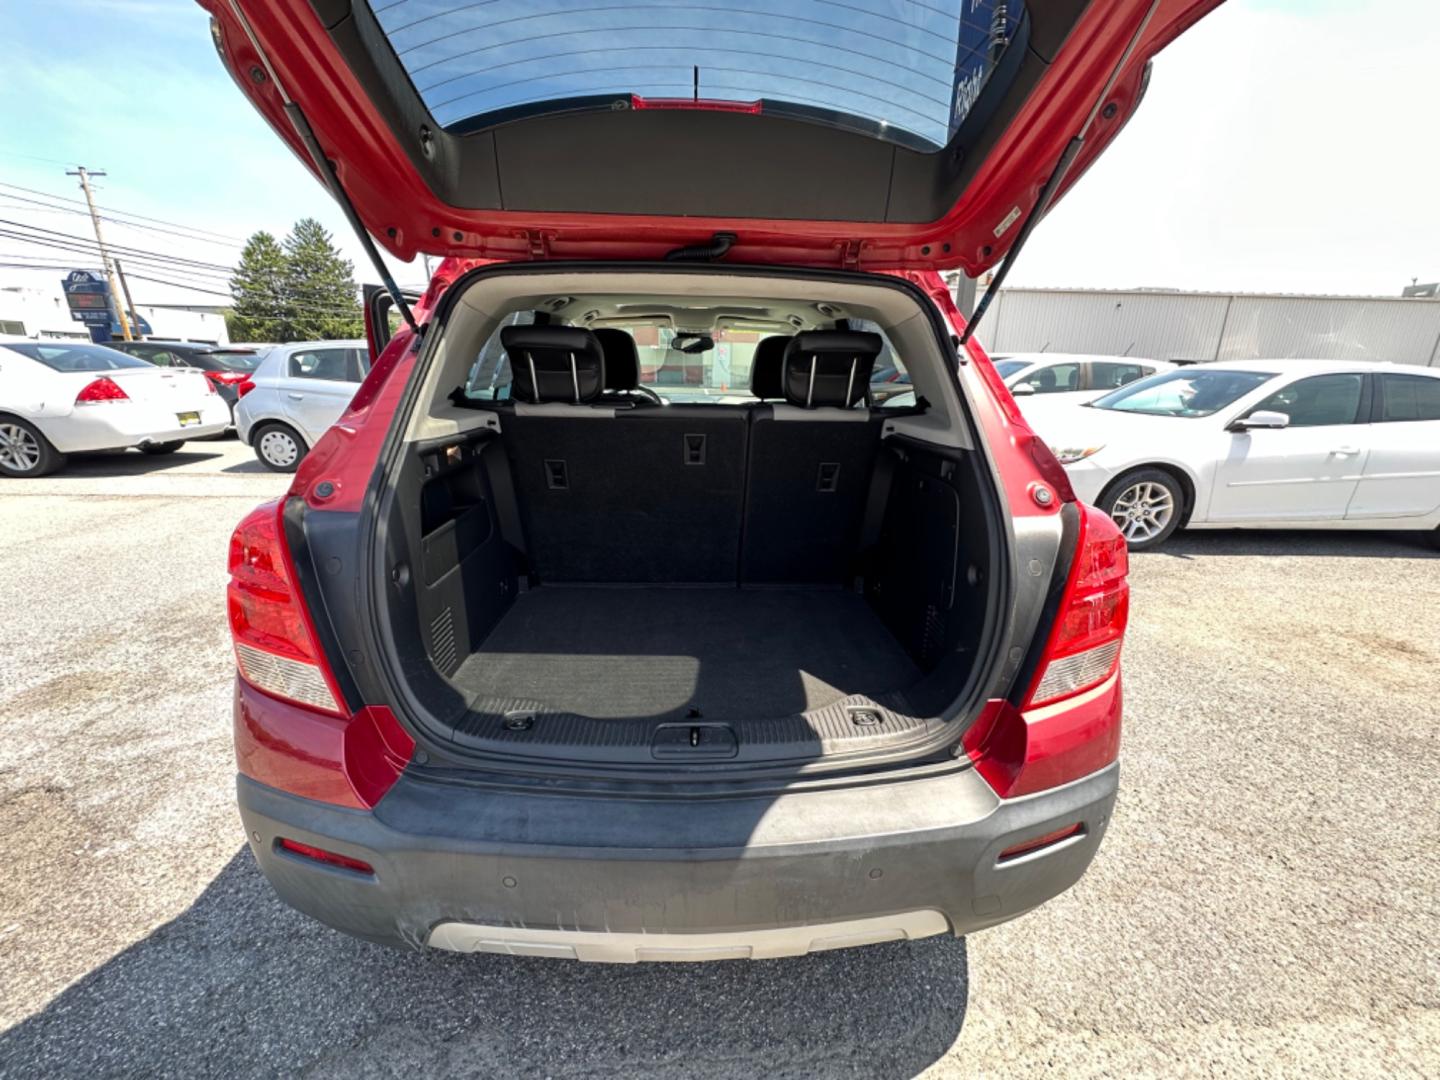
[61,269,152,342]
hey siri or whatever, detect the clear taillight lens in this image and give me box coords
[227,500,341,714]
[1025,506,1129,708]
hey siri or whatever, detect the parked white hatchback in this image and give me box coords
[233,340,368,472]
[997,353,1175,402]
[0,338,229,478]
[1039,360,1440,550]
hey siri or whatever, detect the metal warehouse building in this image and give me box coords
[975,287,1440,367]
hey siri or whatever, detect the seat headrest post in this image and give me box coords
[807,356,817,409]
[527,352,539,404]
[570,352,579,404]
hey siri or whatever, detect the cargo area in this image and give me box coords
[364,268,1006,771]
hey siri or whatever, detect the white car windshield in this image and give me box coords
[1090,368,1275,417]
[4,342,153,372]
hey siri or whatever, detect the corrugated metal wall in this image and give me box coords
[982,288,1440,366]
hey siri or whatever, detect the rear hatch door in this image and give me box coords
[204,0,1221,270]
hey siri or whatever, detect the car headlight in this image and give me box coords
[1050,445,1105,465]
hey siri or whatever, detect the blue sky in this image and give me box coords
[1,0,1437,306]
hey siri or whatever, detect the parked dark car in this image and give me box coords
[106,341,267,419]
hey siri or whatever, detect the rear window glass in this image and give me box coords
[462,313,905,405]
[208,350,262,372]
[993,359,1030,378]
[371,0,1025,151]
[1379,373,1440,422]
[2,342,152,372]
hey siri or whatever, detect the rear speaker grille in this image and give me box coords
[430,606,458,674]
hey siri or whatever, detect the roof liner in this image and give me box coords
[203,0,1225,272]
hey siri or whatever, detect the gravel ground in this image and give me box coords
[0,444,1436,1078]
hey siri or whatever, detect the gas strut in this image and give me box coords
[225,0,420,336]
[284,102,422,337]
[961,0,1161,345]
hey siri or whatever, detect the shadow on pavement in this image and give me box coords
[0,848,969,1079]
[220,457,272,475]
[55,448,229,477]
[1150,528,1438,560]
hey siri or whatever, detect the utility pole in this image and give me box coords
[113,260,142,340]
[66,166,133,341]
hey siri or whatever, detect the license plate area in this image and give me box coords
[176,411,201,427]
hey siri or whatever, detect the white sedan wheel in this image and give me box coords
[1109,479,1176,544]
[0,422,42,473]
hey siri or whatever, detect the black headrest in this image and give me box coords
[592,328,640,391]
[750,335,790,400]
[501,325,605,404]
[782,331,882,409]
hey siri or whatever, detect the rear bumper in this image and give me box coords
[49,400,231,452]
[237,759,1118,958]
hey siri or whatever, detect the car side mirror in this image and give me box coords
[1230,409,1290,432]
[1011,382,1036,396]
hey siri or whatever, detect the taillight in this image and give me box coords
[235,377,256,399]
[965,504,1128,799]
[1026,506,1129,708]
[228,501,415,809]
[227,500,343,714]
[206,369,247,385]
[75,376,129,404]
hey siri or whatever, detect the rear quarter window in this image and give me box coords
[1378,374,1440,422]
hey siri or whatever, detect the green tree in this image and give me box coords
[227,230,288,342]
[281,217,362,340]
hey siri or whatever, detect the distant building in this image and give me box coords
[958,285,1440,367]
[0,284,229,344]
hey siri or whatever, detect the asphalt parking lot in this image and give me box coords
[0,442,1436,1078]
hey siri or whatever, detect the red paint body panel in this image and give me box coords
[966,673,1123,800]
[234,679,413,809]
[197,0,1223,272]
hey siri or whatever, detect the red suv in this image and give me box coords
[210,0,1218,959]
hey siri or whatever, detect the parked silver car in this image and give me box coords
[233,341,368,471]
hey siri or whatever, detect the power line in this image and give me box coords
[0,219,238,273]
[0,233,237,283]
[0,189,244,249]
[0,180,247,244]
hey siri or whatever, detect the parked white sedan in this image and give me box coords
[1039,360,1440,550]
[233,340,368,472]
[0,339,230,478]
[996,353,1174,402]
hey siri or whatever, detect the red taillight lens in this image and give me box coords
[276,838,374,875]
[1026,506,1129,708]
[235,377,256,399]
[206,369,247,385]
[228,500,342,714]
[75,376,129,404]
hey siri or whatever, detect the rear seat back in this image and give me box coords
[742,332,885,584]
[498,326,746,583]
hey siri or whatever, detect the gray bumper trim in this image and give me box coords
[237,761,1118,952]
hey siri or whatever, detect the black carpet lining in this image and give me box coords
[452,586,921,722]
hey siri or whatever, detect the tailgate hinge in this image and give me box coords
[840,239,863,271]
